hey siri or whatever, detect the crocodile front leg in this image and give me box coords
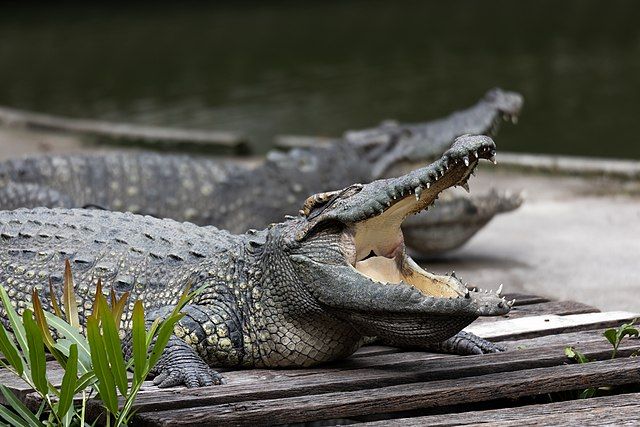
[425,331,505,355]
[376,331,505,356]
[124,303,243,388]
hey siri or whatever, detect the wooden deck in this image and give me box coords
[2,294,639,426]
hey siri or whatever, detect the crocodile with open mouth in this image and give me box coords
[0,88,523,257]
[0,135,511,387]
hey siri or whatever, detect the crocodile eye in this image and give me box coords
[299,184,364,219]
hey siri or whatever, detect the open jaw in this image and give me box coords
[300,135,513,336]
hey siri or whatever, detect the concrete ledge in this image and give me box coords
[497,152,640,180]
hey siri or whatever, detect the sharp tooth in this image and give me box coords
[426,182,431,189]
[473,150,478,158]
[415,186,422,201]
[461,182,470,193]
[507,299,516,307]
[464,289,470,299]
[512,116,518,124]
[490,155,497,164]
[463,157,470,166]
[497,284,503,296]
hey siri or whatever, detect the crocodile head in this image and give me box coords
[277,134,511,346]
[345,87,524,178]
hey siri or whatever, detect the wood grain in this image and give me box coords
[135,357,640,426]
[360,392,640,426]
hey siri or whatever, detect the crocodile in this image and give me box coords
[0,135,511,388]
[0,88,523,256]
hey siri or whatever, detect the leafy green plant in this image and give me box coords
[564,319,639,399]
[603,319,638,359]
[0,260,195,426]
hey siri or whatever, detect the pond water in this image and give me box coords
[1,1,639,158]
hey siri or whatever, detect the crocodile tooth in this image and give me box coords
[497,284,503,296]
[512,116,518,124]
[450,270,456,278]
[464,289,470,299]
[463,156,470,167]
[507,299,516,307]
[461,182,470,193]
[473,150,478,159]
[490,155,497,164]
[415,186,422,201]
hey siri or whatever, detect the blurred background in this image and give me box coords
[0,0,639,157]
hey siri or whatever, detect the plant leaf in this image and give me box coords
[0,322,24,376]
[32,290,68,371]
[111,291,129,331]
[86,315,119,415]
[44,313,92,373]
[0,385,36,427]
[148,313,184,371]
[23,309,48,397]
[564,346,576,359]
[97,295,128,397]
[603,328,617,347]
[48,278,63,318]
[75,371,97,394]
[131,300,147,385]
[57,344,78,419]
[62,260,80,329]
[0,285,30,361]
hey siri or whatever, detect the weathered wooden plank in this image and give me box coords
[466,311,639,341]
[474,300,599,324]
[359,392,640,426]
[134,357,640,426]
[0,105,248,153]
[122,335,639,416]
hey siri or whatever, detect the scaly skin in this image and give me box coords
[0,88,523,255]
[0,135,512,388]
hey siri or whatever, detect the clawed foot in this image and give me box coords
[435,331,506,355]
[152,364,225,388]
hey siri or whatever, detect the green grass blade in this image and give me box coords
[131,301,147,384]
[22,310,48,397]
[0,285,29,361]
[62,260,80,329]
[0,322,24,376]
[147,313,184,371]
[57,344,78,419]
[86,316,119,415]
[0,384,41,427]
[97,295,128,397]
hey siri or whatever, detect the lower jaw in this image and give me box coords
[344,310,478,345]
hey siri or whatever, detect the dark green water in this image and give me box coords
[1,1,639,158]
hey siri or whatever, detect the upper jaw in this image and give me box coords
[299,134,497,233]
